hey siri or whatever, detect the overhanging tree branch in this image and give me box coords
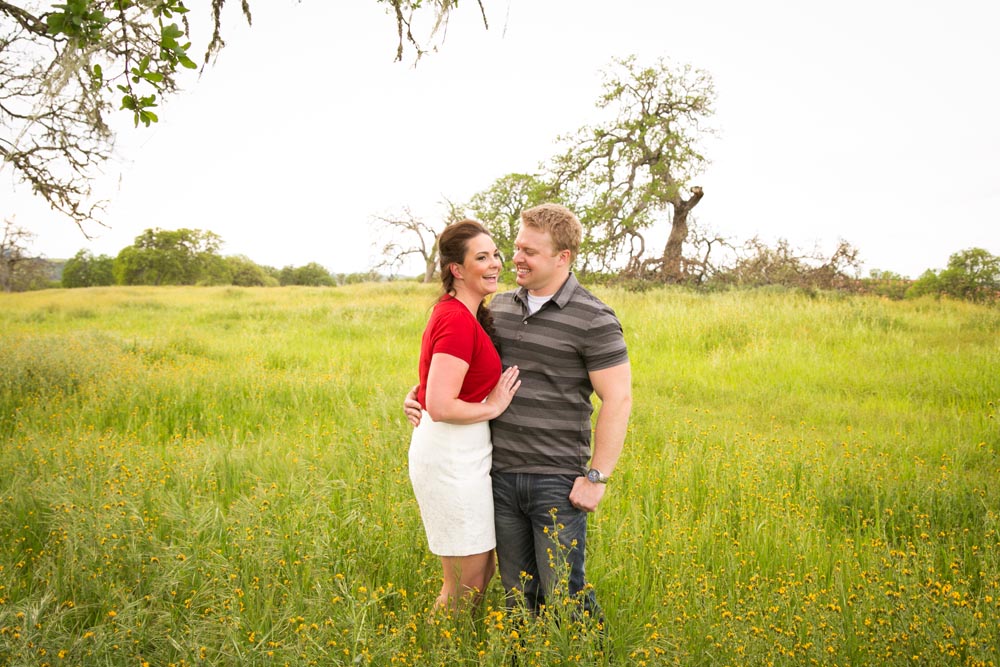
[2,1,486,233]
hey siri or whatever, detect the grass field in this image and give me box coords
[1,284,998,666]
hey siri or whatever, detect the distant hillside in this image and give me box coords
[43,258,66,282]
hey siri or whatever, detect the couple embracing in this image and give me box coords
[406,203,632,619]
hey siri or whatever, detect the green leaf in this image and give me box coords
[45,14,66,35]
[86,10,108,27]
[161,23,184,41]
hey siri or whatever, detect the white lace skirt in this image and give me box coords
[408,413,496,556]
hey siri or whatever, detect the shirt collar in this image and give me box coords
[513,272,579,310]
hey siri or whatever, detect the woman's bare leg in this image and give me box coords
[435,550,495,610]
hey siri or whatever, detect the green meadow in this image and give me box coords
[1,284,998,666]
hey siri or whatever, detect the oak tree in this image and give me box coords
[549,56,715,281]
[113,227,222,285]
[278,262,335,287]
[919,247,1000,303]
[61,248,115,287]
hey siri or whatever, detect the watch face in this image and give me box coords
[587,469,599,483]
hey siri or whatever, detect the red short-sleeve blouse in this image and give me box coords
[416,296,501,409]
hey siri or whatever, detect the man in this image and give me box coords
[407,203,632,617]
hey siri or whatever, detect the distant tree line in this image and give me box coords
[56,227,376,289]
[656,241,999,305]
[1,217,996,304]
[372,203,998,304]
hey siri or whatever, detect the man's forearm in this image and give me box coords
[590,393,632,475]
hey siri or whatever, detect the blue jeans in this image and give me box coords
[492,472,600,617]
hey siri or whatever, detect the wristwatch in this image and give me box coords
[586,468,609,484]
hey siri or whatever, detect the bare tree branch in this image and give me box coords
[371,206,445,281]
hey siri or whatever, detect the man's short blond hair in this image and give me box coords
[520,203,582,259]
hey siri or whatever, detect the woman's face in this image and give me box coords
[455,233,502,297]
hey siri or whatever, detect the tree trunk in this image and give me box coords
[422,238,440,283]
[661,186,704,282]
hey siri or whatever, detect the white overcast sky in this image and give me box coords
[6,0,999,279]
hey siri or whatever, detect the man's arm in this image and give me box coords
[404,385,422,427]
[569,361,632,512]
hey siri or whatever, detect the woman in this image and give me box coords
[409,219,520,611]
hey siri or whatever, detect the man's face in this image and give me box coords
[512,225,568,296]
